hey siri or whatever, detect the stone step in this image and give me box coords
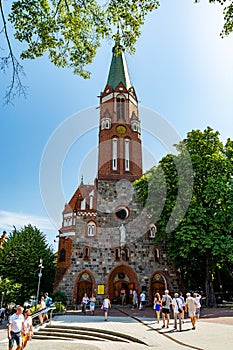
[34,325,146,344]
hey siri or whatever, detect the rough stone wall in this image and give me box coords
[56,179,181,305]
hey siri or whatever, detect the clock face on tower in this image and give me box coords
[116,125,126,134]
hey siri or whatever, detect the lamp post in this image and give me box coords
[1,292,4,308]
[36,259,44,307]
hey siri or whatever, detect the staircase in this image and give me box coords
[33,324,147,345]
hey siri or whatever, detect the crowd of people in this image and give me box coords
[81,293,111,321]
[6,292,53,350]
[153,289,202,331]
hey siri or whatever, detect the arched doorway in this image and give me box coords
[74,270,96,305]
[150,272,167,301]
[107,265,139,305]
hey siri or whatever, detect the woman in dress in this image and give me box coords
[153,292,162,323]
[89,294,96,316]
[102,295,111,321]
[38,296,46,325]
[22,309,33,348]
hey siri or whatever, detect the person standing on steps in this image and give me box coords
[161,289,172,328]
[21,309,33,349]
[103,295,111,321]
[44,292,53,323]
[38,296,46,325]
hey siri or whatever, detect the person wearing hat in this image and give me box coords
[172,293,183,331]
[185,292,198,330]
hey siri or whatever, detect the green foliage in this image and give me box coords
[7,0,159,77]
[135,127,233,305]
[207,0,233,37]
[0,278,22,306]
[52,289,66,304]
[0,224,56,305]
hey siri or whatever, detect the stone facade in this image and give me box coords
[54,44,181,306]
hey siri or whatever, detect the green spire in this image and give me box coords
[107,43,132,90]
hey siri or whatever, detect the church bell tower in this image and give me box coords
[98,43,143,182]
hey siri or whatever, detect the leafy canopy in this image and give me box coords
[0,224,56,305]
[1,1,233,103]
[134,127,233,304]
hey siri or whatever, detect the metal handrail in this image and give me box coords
[31,306,56,324]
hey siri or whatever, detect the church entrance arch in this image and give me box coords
[73,270,96,305]
[107,265,139,305]
[150,272,168,301]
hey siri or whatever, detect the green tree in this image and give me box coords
[1,0,232,103]
[0,224,56,305]
[135,127,233,306]
[0,278,21,307]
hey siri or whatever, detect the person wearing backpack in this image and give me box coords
[44,293,53,323]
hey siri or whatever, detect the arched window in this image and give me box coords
[112,138,118,170]
[154,248,160,262]
[115,247,121,261]
[117,97,125,120]
[125,139,130,171]
[125,248,130,261]
[87,221,96,236]
[83,246,90,260]
[59,248,66,262]
[148,225,157,238]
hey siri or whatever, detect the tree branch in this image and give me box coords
[0,0,27,104]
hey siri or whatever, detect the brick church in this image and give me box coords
[54,43,180,306]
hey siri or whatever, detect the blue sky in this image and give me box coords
[1,0,233,250]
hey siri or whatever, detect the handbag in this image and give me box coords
[101,304,104,310]
[176,299,182,313]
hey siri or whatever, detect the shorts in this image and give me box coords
[9,331,22,348]
[162,307,170,314]
[189,311,196,317]
[141,301,146,306]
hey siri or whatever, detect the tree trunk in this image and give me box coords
[205,251,217,307]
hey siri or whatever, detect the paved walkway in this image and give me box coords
[0,307,232,350]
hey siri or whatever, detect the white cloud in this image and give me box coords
[0,210,58,248]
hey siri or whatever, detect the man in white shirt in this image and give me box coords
[8,306,25,350]
[172,293,183,331]
[185,292,198,330]
[139,291,146,310]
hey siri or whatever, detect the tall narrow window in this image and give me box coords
[59,248,66,262]
[117,97,125,120]
[115,247,121,261]
[125,139,130,171]
[89,190,94,209]
[154,248,160,262]
[83,246,90,260]
[112,138,118,170]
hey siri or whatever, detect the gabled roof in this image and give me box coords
[63,184,95,214]
[107,43,132,91]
